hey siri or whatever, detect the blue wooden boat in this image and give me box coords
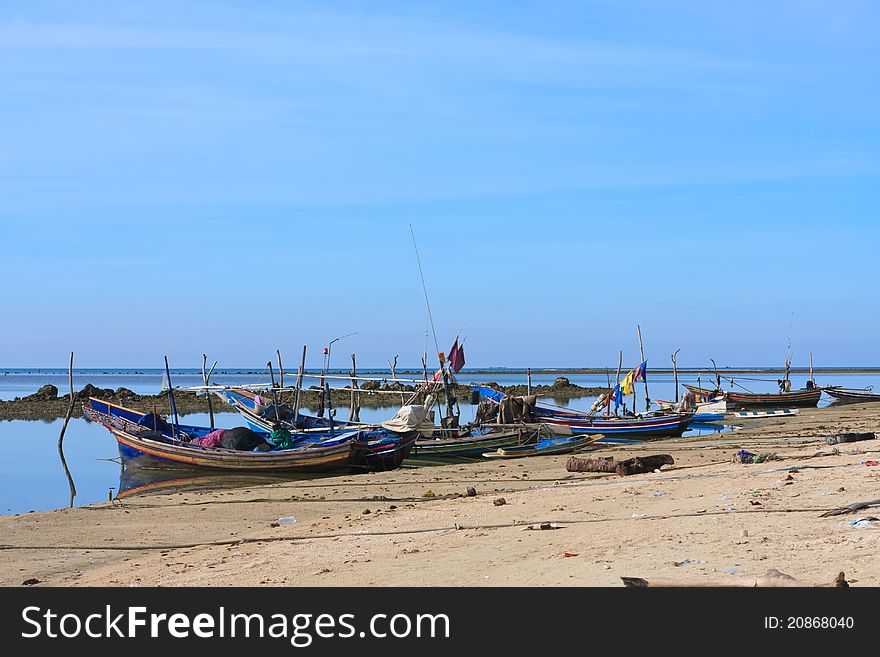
[216,388,418,471]
[84,398,367,473]
[474,387,693,440]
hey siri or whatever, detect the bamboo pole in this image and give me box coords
[202,354,217,429]
[349,353,360,422]
[163,356,181,440]
[671,348,680,403]
[266,362,281,425]
[637,324,650,412]
[57,351,77,508]
[293,345,306,428]
[527,367,532,395]
[615,350,623,417]
[277,349,284,389]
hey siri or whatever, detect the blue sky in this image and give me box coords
[1,1,878,369]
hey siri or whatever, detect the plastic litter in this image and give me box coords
[277,516,296,525]
[674,558,705,567]
[848,516,880,528]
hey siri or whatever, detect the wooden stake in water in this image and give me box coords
[527,367,532,395]
[57,351,77,508]
[349,353,360,422]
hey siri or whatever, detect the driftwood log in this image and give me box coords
[566,456,617,473]
[820,499,880,517]
[622,569,848,588]
[566,454,674,476]
[825,432,877,445]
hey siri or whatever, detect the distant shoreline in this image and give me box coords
[3,367,879,375]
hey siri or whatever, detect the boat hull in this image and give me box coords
[410,428,533,458]
[112,426,360,472]
[823,387,880,404]
[532,408,693,439]
[684,384,821,409]
[482,434,601,459]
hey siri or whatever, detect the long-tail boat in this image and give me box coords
[482,433,602,459]
[84,397,368,472]
[822,386,880,404]
[214,388,418,471]
[683,384,821,409]
[474,387,693,440]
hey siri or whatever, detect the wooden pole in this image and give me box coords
[637,324,650,412]
[671,348,680,403]
[349,353,360,422]
[57,351,77,508]
[710,358,721,392]
[527,367,532,395]
[810,351,814,385]
[266,362,281,425]
[615,350,623,417]
[293,345,306,428]
[277,349,284,389]
[202,354,217,429]
[389,355,398,382]
[164,356,181,440]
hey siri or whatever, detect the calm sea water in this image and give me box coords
[1,369,876,515]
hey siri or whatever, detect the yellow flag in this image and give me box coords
[621,371,635,395]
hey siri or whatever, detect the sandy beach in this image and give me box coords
[2,402,878,587]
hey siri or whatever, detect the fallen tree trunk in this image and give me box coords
[566,456,617,473]
[615,455,674,476]
[566,454,675,476]
[622,569,848,588]
[825,432,877,445]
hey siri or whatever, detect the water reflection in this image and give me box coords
[57,438,77,508]
[116,468,333,500]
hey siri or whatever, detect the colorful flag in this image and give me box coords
[613,385,622,408]
[621,371,635,395]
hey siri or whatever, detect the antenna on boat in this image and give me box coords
[410,224,441,359]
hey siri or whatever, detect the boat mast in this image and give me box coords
[637,324,650,412]
[163,356,180,440]
[615,350,623,417]
[671,348,680,403]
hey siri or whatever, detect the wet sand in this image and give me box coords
[1,402,879,587]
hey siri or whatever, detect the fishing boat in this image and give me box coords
[822,386,880,404]
[683,384,821,409]
[656,397,726,422]
[409,426,537,458]
[532,407,694,439]
[473,387,693,439]
[482,433,602,459]
[215,388,419,472]
[84,398,366,472]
